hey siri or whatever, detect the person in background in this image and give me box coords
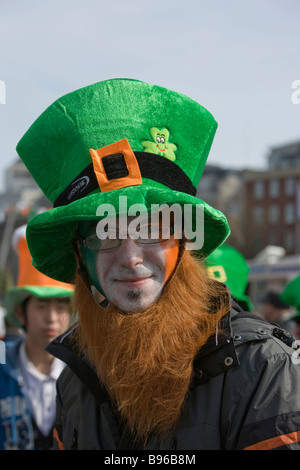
[258,290,295,333]
[204,243,254,313]
[15,78,300,450]
[281,275,300,339]
[0,225,73,450]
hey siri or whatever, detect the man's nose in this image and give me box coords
[45,304,58,322]
[117,237,144,268]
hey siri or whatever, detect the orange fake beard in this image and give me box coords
[72,250,230,444]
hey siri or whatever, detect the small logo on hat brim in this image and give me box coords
[67,176,90,201]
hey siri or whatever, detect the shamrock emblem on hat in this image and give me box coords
[142,127,177,161]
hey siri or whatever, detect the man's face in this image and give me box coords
[17,296,70,349]
[79,216,180,313]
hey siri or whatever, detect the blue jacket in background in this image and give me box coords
[0,338,34,450]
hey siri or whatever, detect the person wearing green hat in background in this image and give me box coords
[281,274,300,339]
[0,225,73,450]
[258,291,295,334]
[204,244,254,313]
[15,78,300,450]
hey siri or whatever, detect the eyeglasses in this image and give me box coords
[80,222,176,252]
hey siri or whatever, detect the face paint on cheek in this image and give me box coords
[81,245,105,296]
[161,238,180,284]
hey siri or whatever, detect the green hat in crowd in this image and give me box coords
[16,78,230,284]
[281,275,300,319]
[204,244,254,311]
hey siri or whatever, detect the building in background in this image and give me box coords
[197,165,246,252]
[268,140,300,170]
[242,141,300,307]
[243,141,300,259]
[197,140,300,309]
[0,158,50,218]
[197,139,300,261]
[0,158,50,298]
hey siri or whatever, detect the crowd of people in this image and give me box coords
[1,78,300,450]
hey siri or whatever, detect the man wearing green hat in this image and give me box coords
[0,225,73,450]
[16,78,300,450]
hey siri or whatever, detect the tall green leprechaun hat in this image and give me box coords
[5,225,73,327]
[16,78,230,284]
[281,275,300,319]
[204,244,254,311]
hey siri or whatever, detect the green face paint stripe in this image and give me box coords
[81,244,105,296]
[79,218,105,295]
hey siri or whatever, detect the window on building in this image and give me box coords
[268,204,279,224]
[284,203,295,224]
[253,181,264,200]
[269,179,280,198]
[285,177,295,197]
[284,231,295,252]
[268,232,279,246]
[253,234,264,254]
[253,206,264,225]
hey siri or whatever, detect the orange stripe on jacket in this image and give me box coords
[53,428,64,450]
[244,430,300,450]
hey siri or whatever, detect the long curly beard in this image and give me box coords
[72,250,229,445]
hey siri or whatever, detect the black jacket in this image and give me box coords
[48,302,300,450]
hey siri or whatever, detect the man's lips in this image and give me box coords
[115,277,152,286]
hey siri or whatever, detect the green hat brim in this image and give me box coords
[26,182,230,284]
[5,285,73,327]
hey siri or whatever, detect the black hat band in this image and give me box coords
[53,152,197,208]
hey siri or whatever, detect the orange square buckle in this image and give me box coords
[89,139,142,193]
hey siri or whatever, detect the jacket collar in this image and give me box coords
[191,303,240,386]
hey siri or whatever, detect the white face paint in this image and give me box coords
[96,237,175,313]
[80,216,180,313]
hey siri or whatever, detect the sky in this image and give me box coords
[0,0,299,193]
